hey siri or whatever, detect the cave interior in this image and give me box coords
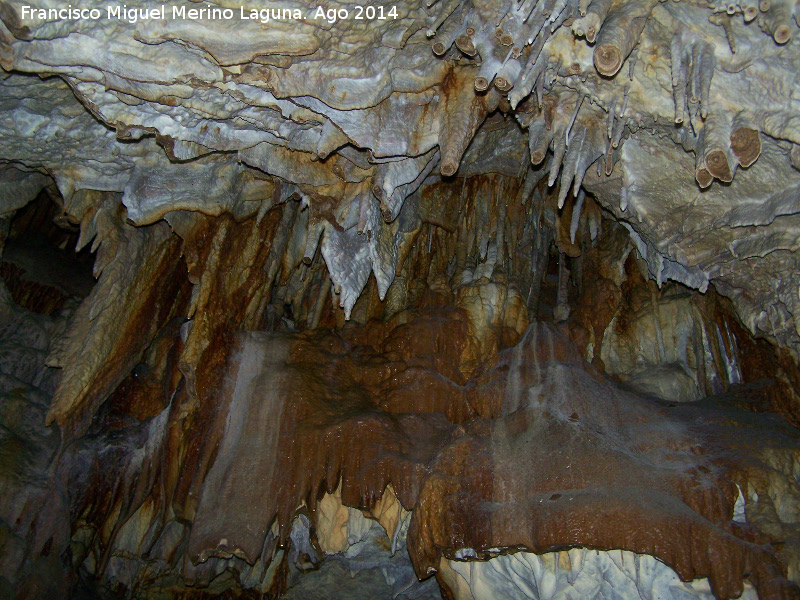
[1,0,800,598]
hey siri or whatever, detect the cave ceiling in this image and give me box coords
[2,0,800,598]
[1,0,798,350]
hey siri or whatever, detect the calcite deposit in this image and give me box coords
[1,0,800,598]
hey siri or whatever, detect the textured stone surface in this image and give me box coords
[2,0,800,598]
[1,0,799,348]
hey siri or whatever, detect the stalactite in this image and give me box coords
[569,189,585,245]
[430,5,466,56]
[696,43,717,119]
[572,0,613,43]
[709,13,738,54]
[4,1,800,597]
[742,0,759,21]
[759,0,794,44]
[455,28,478,56]
[698,111,736,183]
[730,113,763,168]
[592,0,658,77]
[509,48,549,109]
[475,53,504,91]
[558,125,586,209]
[528,120,555,166]
[438,73,500,177]
[494,56,522,92]
[671,34,688,124]
[548,123,569,187]
[426,0,462,37]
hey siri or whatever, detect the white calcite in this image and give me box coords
[445,549,759,600]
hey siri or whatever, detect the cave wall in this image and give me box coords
[1,0,800,598]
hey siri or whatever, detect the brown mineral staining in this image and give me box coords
[594,44,623,77]
[173,306,799,600]
[730,126,762,168]
[705,148,734,182]
[4,0,800,596]
[696,166,714,188]
[4,175,800,600]
[438,69,499,177]
[46,219,188,440]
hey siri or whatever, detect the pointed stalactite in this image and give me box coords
[696,43,716,119]
[548,123,569,187]
[670,34,688,124]
[671,38,716,123]
[558,125,586,209]
[709,13,737,54]
[593,0,658,77]
[570,189,586,245]
[439,71,500,177]
[509,49,549,109]
[528,117,556,165]
[730,114,762,168]
[572,127,603,195]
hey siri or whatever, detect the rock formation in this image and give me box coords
[1,0,800,598]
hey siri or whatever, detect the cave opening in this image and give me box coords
[1,186,96,315]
